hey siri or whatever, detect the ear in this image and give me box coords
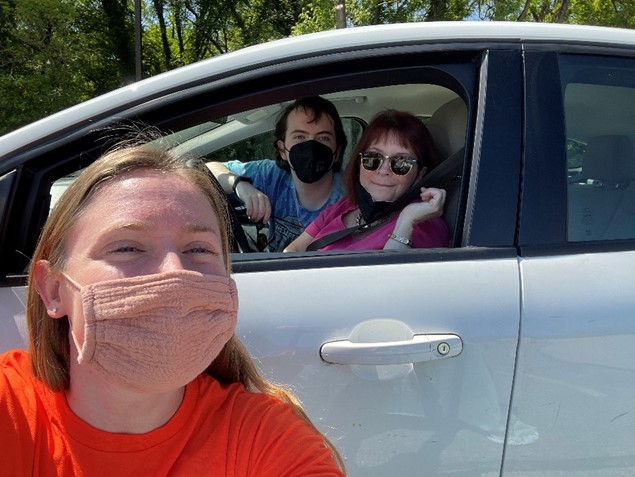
[33,260,66,319]
[277,140,289,162]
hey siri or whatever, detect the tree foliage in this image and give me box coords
[1,0,633,135]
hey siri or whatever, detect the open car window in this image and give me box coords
[47,83,468,255]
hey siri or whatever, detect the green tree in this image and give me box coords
[0,0,89,134]
[2,0,634,136]
[474,0,634,26]
[569,0,635,29]
[0,0,136,135]
[293,0,471,33]
[76,0,136,92]
[143,0,308,69]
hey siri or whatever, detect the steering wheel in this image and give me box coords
[227,193,269,252]
[184,157,263,254]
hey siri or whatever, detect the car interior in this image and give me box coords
[563,67,635,243]
[567,134,635,241]
[48,83,469,254]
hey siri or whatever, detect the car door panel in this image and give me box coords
[506,250,635,475]
[507,48,635,474]
[233,253,520,476]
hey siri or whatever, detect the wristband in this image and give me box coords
[232,175,253,194]
[388,233,412,247]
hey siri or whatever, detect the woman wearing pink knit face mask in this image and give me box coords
[0,144,344,476]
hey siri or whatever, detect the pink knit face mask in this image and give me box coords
[62,269,238,393]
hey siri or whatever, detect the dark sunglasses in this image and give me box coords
[359,151,417,176]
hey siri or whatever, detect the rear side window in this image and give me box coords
[562,54,635,242]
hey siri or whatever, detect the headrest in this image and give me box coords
[583,135,635,182]
[426,98,467,159]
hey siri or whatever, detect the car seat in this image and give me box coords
[567,135,635,241]
[425,97,468,247]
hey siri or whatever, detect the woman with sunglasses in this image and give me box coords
[284,110,449,252]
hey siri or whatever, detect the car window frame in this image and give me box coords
[520,43,635,256]
[0,41,528,280]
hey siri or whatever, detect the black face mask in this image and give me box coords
[354,182,391,224]
[286,140,335,184]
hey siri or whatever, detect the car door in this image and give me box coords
[0,39,524,476]
[226,49,525,476]
[505,47,635,475]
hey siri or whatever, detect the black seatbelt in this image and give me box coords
[305,184,420,252]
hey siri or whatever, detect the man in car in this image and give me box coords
[210,96,348,252]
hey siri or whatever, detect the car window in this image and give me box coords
[206,130,275,163]
[46,118,365,217]
[47,83,464,253]
[562,54,635,242]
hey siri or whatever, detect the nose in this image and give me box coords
[159,252,185,273]
[377,156,392,175]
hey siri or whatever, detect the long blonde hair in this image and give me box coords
[26,143,345,471]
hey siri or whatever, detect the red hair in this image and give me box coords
[344,110,440,203]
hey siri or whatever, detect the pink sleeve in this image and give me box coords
[412,217,450,248]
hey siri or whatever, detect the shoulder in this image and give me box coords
[1,349,32,379]
[307,197,351,236]
[1,349,46,406]
[235,160,291,194]
[0,350,44,470]
[323,196,354,217]
[197,377,343,475]
[202,377,296,421]
[329,172,346,201]
[195,375,291,420]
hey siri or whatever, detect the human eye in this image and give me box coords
[101,241,146,263]
[114,246,139,252]
[318,135,333,144]
[183,238,221,258]
[107,243,143,254]
[363,151,383,161]
[392,154,409,164]
[185,246,216,255]
[395,154,417,164]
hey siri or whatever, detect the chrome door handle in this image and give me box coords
[320,333,462,365]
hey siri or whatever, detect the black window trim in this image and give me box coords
[2,43,526,277]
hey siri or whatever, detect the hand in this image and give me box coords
[399,187,446,225]
[235,181,272,223]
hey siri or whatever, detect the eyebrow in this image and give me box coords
[368,145,412,154]
[183,222,216,234]
[104,221,217,234]
[289,128,334,136]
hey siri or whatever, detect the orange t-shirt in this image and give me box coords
[0,350,344,477]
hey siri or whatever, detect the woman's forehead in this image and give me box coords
[80,170,216,222]
[370,130,412,149]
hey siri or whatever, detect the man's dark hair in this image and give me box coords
[273,96,348,172]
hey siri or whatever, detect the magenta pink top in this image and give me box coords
[305,197,450,251]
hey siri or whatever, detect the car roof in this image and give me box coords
[2,21,635,159]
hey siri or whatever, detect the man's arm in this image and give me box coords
[208,162,243,193]
[208,162,272,223]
